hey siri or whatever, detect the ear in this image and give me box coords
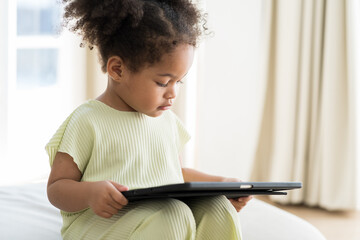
[107,56,124,82]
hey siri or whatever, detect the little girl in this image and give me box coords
[46,0,251,239]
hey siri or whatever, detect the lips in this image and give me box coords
[158,104,172,110]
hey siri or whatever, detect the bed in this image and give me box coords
[0,181,326,240]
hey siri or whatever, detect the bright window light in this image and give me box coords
[0,0,86,186]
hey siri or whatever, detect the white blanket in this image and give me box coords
[0,182,326,240]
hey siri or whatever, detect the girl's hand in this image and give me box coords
[222,177,253,212]
[229,196,253,212]
[87,180,129,218]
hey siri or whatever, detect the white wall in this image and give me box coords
[195,0,264,180]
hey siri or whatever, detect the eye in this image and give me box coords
[156,82,168,87]
[176,80,184,85]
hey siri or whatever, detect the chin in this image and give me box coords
[147,110,165,118]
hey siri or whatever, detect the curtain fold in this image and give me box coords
[251,0,358,210]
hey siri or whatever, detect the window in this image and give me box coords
[15,0,60,89]
[0,0,86,185]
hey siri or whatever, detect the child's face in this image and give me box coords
[112,44,194,117]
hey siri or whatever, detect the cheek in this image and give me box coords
[139,87,163,104]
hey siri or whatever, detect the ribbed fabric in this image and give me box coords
[45,100,242,239]
[62,197,241,240]
[184,196,242,239]
[45,100,190,234]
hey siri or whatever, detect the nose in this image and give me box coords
[164,84,177,100]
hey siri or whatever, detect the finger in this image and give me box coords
[109,194,127,209]
[242,196,253,202]
[109,181,129,192]
[230,203,242,212]
[103,204,119,216]
[230,197,245,203]
[100,210,114,219]
[108,181,129,205]
[223,178,242,182]
[108,198,124,210]
[235,196,253,202]
[230,199,247,212]
[95,204,118,218]
[229,199,240,209]
[230,198,246,206]
[238,199,248,207]
[110,189,129,206]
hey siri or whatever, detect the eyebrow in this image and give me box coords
[157,72,189,79]
[157,73,176,78]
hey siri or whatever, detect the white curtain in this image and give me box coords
[251,0,358,210]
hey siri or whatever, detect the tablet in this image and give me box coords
[122,182,302,201]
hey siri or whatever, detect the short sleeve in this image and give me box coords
[45,110,94,173]
[171,112,191,152]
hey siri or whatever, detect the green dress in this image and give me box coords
[46,100,242,240]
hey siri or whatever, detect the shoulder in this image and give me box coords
[66,100,104,125]
[50,101,99,138]
[71,100,99,118]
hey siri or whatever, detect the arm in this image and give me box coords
[181,167,228,182]
[47,152,128,218]
[181,167,252,212]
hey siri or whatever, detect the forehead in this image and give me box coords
[144,44,195,76]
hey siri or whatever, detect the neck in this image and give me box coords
[96,79,135,112]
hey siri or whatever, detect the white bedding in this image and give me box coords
[0,182,326,240]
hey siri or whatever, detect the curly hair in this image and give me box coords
[61,0,207,72]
